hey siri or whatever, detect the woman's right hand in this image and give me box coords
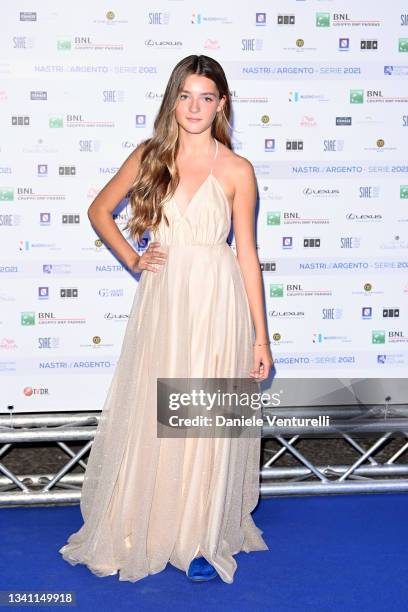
[132,242,168,274]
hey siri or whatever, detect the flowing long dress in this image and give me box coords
[59,138,269,584]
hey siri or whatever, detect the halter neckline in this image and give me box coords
[209,138,219,176]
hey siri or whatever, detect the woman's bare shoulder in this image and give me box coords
[218,141,255,177]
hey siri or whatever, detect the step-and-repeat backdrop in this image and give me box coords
[1,2,407,412]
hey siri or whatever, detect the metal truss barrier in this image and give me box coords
[1,405,408,506]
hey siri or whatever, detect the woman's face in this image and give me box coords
[174,73,226,134]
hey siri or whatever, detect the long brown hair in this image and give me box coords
[123,55,233,243]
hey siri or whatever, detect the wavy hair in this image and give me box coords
[123,55,233,243]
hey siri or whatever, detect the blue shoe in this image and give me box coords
[186,556,218,582]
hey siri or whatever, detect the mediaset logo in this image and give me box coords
[288,90,329,102]
[191,13,232,25]
[282,237,293,249]
[265,139,276,151]
[19,240,60,252]
[362,307,372,319]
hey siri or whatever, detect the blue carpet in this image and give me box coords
[1,494,407,611]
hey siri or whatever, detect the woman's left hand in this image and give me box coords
[249,344,274,381]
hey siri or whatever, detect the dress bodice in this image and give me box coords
[151,139,232,246]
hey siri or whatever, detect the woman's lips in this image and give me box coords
[187,117,202,122]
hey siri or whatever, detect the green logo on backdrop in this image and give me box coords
[0,188,14,201]
[316,13,330,27]
[270,285,284,298]
[399,38,408,52]
[21,312,35,326]
[267,212,281,225]
[350,89,364,104]
[372,330,385,344]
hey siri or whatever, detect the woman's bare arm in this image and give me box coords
[232,158,269,343]
[87,145,144,270]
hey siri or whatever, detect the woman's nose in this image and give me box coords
[189,97,200,112]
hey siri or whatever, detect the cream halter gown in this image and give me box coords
[59,138,269,584]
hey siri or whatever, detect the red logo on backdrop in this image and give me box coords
[23,386,49,396]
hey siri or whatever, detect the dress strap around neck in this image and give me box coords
[210,138,219,175]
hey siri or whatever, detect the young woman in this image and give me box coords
[59,55,273,584]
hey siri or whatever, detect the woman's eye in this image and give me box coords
[179,94,188,99]
[204,97,213,102]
